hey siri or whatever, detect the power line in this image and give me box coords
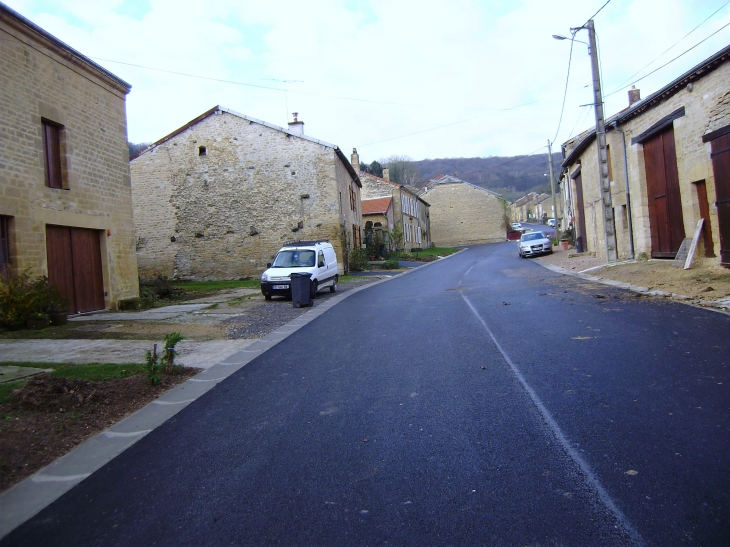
[90,56,540,114]
[583,0,612,26]
[610,0,730,91]
[552,30,576,143]
[362,99,540,147]
[604,19,730,98]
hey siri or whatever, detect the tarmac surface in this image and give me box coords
[0,248,725,545]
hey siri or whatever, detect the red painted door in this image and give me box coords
[644,126,685,258]
[710,132,730,266]
[46,226,105,313]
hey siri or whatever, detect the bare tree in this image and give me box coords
[379,155,421,186]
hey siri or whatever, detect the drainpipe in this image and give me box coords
[612,122,635,259]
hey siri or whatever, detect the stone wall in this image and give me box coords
[0,7,139,307]
[131,110,359,279]
[424,182,505,246]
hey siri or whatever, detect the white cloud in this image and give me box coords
[5,0,730,162]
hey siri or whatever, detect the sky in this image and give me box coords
[5,0,730,164]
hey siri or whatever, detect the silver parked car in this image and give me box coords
[518,231,553,258]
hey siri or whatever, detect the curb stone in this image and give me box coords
[536,260,730,315]
[0,261,457,539]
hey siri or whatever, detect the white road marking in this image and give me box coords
[462,293,645,547]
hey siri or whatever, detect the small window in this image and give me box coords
[198,146,207,156]
[0,215,11,269]
[42,119,63,189]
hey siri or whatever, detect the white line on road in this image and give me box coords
[461,293,645,547]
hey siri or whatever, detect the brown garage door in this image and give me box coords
[644,126,685,258]
[710,132,730,267]
[46,226,105,313]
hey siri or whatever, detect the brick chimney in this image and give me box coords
[628,86,641,106]
[383,168,390,181]
[351,148,360,172]
[288,112,304,136]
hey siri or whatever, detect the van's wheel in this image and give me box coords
[264,293,272,300]
[330,276,338,292]
[310,280,318,299]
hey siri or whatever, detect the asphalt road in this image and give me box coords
[4,243,729,546]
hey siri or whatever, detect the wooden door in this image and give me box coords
[694,180,715,258]
[573,171,588,252]
[46,226,105,313]
[644,126,685,258]
[710,132,730,266]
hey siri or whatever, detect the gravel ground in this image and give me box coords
[225,277,378,339]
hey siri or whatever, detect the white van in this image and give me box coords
[260,240,339,301]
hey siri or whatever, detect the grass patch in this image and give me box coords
[1,361,145,382]
[0,380,25,404]
[171,279,259,293]
[411,247,459,258]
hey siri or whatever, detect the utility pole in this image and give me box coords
[547,140,561,243]
[583,19,617,262]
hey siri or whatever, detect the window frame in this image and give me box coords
[42,119,65,189]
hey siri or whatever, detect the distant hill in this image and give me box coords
[413,154,562,202]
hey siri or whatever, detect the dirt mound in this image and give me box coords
[0,369,198,492]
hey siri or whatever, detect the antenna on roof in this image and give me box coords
[262,78,303,124]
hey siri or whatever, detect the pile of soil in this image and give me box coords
[0,369,198,492]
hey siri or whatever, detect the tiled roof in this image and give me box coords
[362,196,392,215]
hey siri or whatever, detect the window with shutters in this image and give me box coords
[0,216,11,270]
[42,119,65,189]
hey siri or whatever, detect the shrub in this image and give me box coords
[0,270,67,330]
[382,259,400,270]
[348,247,369,271]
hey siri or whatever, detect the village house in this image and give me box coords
[561,45,730,265]
[130,108,361,280]
[352,149,431,250]
[422,175,506,247]
[361,196,395,252]
[0,3,139,312]
[510,193,537,223]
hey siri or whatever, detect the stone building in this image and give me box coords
[561,45,730,265]
[362,196,394,252]
[130,107,361,279]
[351,149,430,250]
[422,175,505,247]
[0,3,139,312]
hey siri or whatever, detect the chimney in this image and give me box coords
[383,168,390,181]
[351,148,360,172]
[628,86,641,106]
[288,112,304,136]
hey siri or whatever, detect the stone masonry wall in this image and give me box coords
[565,60,730,262]
[0,12,139,307]
[425,183,505,247]
[131,111,358,279]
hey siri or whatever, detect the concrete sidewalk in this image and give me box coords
[0,339,257,372]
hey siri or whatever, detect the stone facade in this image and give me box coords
[422,176,506,247]
[561,45,730,263]
[352,149,430,250]
[130,107,361,279]
[0,4,139,309]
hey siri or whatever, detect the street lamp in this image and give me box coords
[552,34,589,52]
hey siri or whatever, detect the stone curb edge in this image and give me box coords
[535,260,730,316]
